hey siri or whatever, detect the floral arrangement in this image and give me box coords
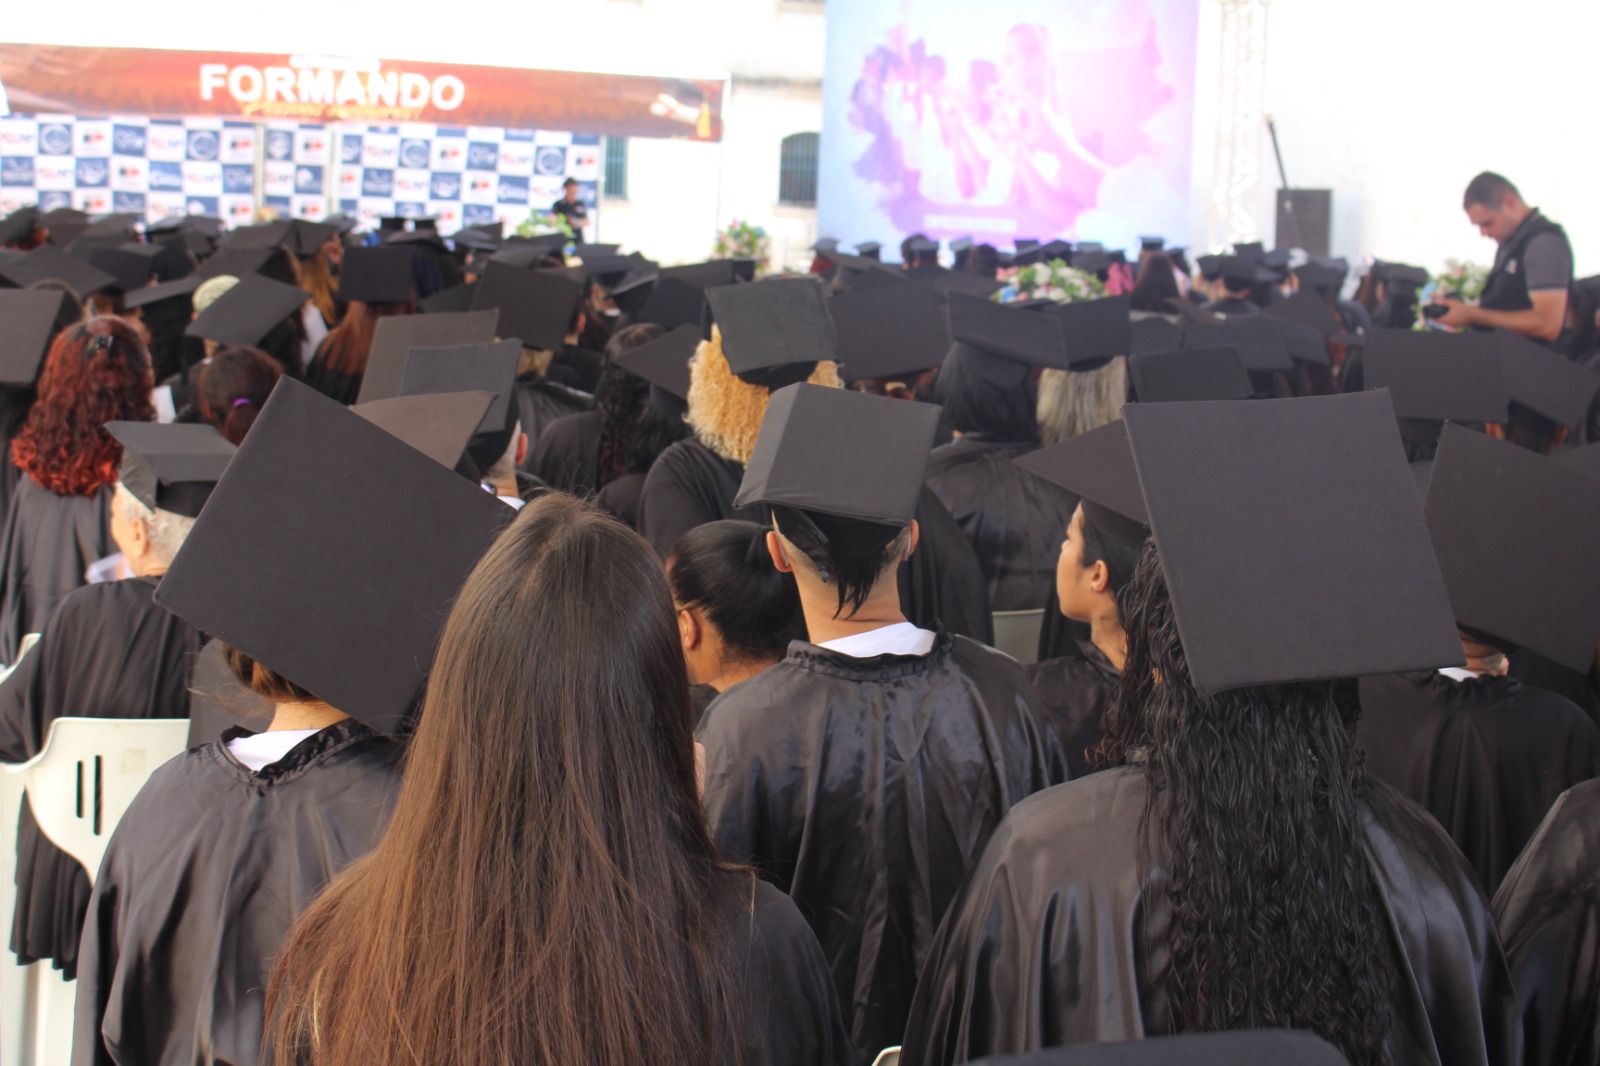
[515,210,575,242]
[712,220,770,275]
[1432,258,1488,303]
[995,258,1105,304]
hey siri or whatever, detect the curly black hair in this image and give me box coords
[1098,544,1396,1066]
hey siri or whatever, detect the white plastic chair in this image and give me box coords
[991,608,1046,665]
[872,1048,902,1066]
[4,717,189,1066]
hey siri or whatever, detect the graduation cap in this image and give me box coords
[949,237,974,255]
[357,309,501,405]
[83,213,141,239]
[224,221,293,250]
[966,1030,1350,1066]
[1043,294,1132,369]
[855,241,882,259]
[470,260,582,352]
[734,382,940,557]
[1215,255,1274,285]
[706,277,838,390]
[1181,318,1294,372]
[932,272,1006,300]
[1015,419,1149,544]
[350,391,495,472]
[154,378,514,734]
[0,207,40,248]
[419,282,478,315]
[613,323,700,401]
[1040,239,1074,263]
[1070,249,1112,274]
[906,235,939,257]
[1139,236,1166,252]
[378,216,407,233]
[185,274,309,348]
[610,265,659,317]
[812,237,839,257]
[1123,391,1463,695]
[151,237,196,282]
[123,274,203,317]
[831,254,908,292]
[662,259,740,290]
[384,228,450,254]
[579,243,620,259]
[1426,423,1600,671]
[831,281,949,382]
[288,220,339,259]
[730,259,758,283]
[1259,313,1331,366]
[946,291,1067,385]
[451,226,502,254]
[492,234,567,268]
[635,275,713,333]
[1129,315,1183,356]
[0,245,117,297]
[1295,261,1346,294]
[194,245,275,282]
[1363,329,1506,423]
[1194,254,1225,281]
[87,246,157,294]
[338,246,416,304]
[104,421,236,519]
[1374,261,1429,289]
[392,339,522,472]
[1494,329,1600,430]
[1231,241,1264,261]
[1266,289,1342,337]
[40,208,90,248]
[1127,346,1253,404]
[1167,296,1224,327]
[0,289,70,387]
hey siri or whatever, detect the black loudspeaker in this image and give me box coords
[1275,189,1332,255]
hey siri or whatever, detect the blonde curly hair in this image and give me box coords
[686,327,841,465]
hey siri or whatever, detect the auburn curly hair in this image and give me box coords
[685,327,840,466]
[12,316,155,497]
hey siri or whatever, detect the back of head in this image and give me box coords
[320,300,411,377]
[221,642,317,705]
[1099,544,1396,1066]
[1463,171,1521,211]
[197,346,285,445]
[968,243,1001,279]
[1128,253,1181,313]
[937,345,1039,442]
[771,504,910,619]
[686,329,841,465]
[595,322,664,485]
[668,520,804,663]
[1036,361,1127,445]
[268,494,746,1065]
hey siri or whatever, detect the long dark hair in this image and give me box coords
[668,520,805,663]
[1098,545,1396,1066]
[595,323,663,487]
[936,346,1038,442]
[1129,254,1182,313]
[267,494,750,1065]
[196,346,284,445]
[314,298,413,377]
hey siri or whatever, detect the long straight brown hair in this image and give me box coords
[314,298,412,377]
[266,494,751,1065]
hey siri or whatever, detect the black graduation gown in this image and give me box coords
[1202,297,1260,316]
[901,768,1521,1065]
[1509,646,1600,729]
[513,375,593,473]
[1034,586,1093,662]
[0,576,201,978]
[691,682,720,728]
[1493,778,1600,1066]
[1357,671,1600,894]
[596,471,646,530]
[551,345,605,394]
[525,409,602,496]
[72,720,404,1066]
[0,478,112,664]
[923,438,1077,612]
[301,344,361,406]
[641,437,994,642]
[698,633,1054,1062]
[0,387,34,529]
[1024,638,1118,781]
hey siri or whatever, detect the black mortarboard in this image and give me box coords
[946,291,1066,385]
[662,259,740,290]
[1167,296,1223,327]
[734,382,940,556]
[855,241,882,259]
[1216,254,1274,285]
[83,213,140,239]
[384,228,450,254]
[907,235,939,256]
[1495,329,1600,430]
[1043,294,1132,369]
[470,260,582,352]
[186,274,309,348]
[636,275,713,334]
[1259,313,1331,366]
[1128,346,1252,404]
[0,207,40,248]
[351,391,494,471]
[1426,424,1600,670]
[1195,254,1224,281]
[1295,262,1345,294]
[151,237,196,282]
[492,235,568,269]
[378,216,406,233]
[1070,249,1112,273]
[394,339,522,471]
[1363,329,1505,422]
[812,237,839,257]
[0,289,69,387]
[610,265,659,317]
[1129,315,1184,356]
[949,237,974,255]
[706,277,838,390]
[1181,318,1294,372]
[1375,261,1429,289]
[0,245,116,296]
[288,220,339,259]
[1266,289,1342,337]
[1139,236,1166,251]
[357,309,500,405]
[123,274,202,316]
[614,324,700,400]
[225,221,292,250]
[88,246,157,293]
[40,208,90,248]
[832,254,907,292]
[1123,391,1463,695]
[154,379,513,734]
[1559,442,1600,482]
[578,243,620,259]
[339,246,416,304]
[104,421,236,518]
[967,1030,1350,1066]
[931,271,1006,300]
[1040,239,1074,263]
[1232,241,1264,261]
[194,245,274,282]
[451,226,502,254]
[419,282,478,315]
[1015,419,1149,544]
[831,281,949,382]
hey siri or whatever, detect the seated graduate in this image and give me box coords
[0,422,227,980]
[1494,777,1600,1066]
[0,316,154,664]
[1358,425,1600,894]
[901,392,1519,1066]
[1013,420,1147,779]
[0,287,83,524]
[924,294,1079,612]
[266,494,851,1066]
[193,345,283,445]
[304,247,417,405]
[698,382,1055,1063]
[667,519,806,725]
[72,379,513,1066]
[593,325,695,527]
[641,277,994,642]
[1198,255,1266,316]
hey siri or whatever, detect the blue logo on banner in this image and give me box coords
[496,175,530,205]
[186,129,219,161]
[148,161,184,191]
[461,203,495,226]
[186,196,219,217]
[399,138,431,169]
[362,169,394,197]
[504,128,535,142]
[267,130,293,161]
[113,124,147,155]
[571,133,600,147]
[264,195,292,214]
[75,158,109,187]
[340,135,363,164]
[429,173,461,200]
[1,158,34,187]
[222,165,254,193]
[467,142,499,170]
[534,147,567,176]
[38,191,70,212]
[112,191,146,214]
[295,165,324,192]
[38,124,72,156]
[395,200,426,219]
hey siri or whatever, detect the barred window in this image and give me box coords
[603,137,629,201]
[778,132,819,206]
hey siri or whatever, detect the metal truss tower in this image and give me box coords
[1206,0,1270,252]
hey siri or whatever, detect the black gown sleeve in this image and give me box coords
[640,442,724,558]
[736,880,857,1066]
[901,487,993,644]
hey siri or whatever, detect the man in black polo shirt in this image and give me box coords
[550,178,588,245]
[1435,171,1572,348]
